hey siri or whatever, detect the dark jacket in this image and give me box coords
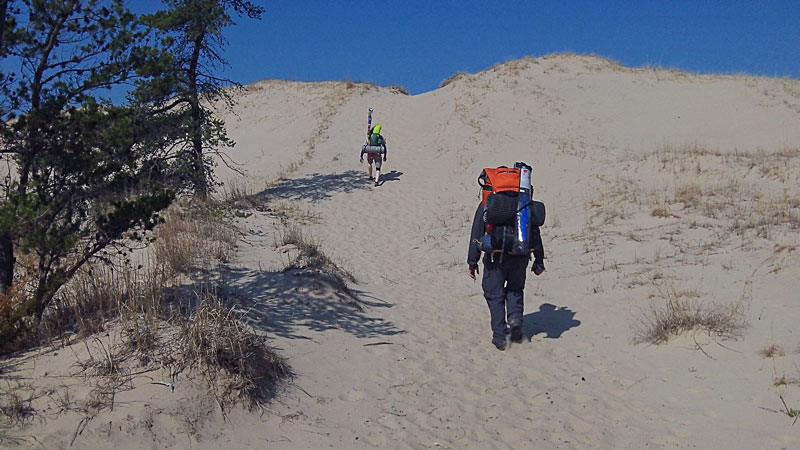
[467,201,544,268]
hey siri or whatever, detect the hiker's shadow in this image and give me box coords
[377,170,403,186]
[523,303,581,340]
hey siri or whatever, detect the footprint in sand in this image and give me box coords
[431,405,458,420]
[376,414,403,430]
[366,430,386,446]
[339,390,365,402]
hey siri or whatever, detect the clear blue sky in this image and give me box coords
[135,0,799,94]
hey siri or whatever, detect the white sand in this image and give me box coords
[5,54,800,449]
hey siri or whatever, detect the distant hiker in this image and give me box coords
[360,123,387,186]
[467,163,546,351]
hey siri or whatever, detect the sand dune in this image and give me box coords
[5,54,800,449]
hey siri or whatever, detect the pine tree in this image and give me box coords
[0,0,181,343]
[141,0,263,199]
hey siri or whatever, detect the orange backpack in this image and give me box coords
[479,167,521,207]
[479,167,524,232]
[477,164,545,258]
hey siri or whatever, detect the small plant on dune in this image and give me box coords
[760,343,786,358]
[154,208,239,276]
[779,395,800,425]
[0,391,35,426]
[219,179,259,207]
[278,224,359,305]
[674,183,703,207]
[171,291,290,410]
[634,280,748,344]
[651,207,672,218]
[271,201,320,225]
[774,376,800,387]
[279,225,355,283]
[650,207,669,218]
[440,71,468,88]
[389,85,409,95]
[31,202,239,345]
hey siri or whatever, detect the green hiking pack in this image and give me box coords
[369,133,384,147]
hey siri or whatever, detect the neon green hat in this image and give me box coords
[373,124,382,135]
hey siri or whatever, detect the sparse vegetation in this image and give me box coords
[586,144,800,246]
[343,78,379,91]
[674,182,703,207]
[650,206,674,218]
[0,392,35,426]
[779,395,800,425]
[774,376,800,387]
[270,201,321,225]
[278,224,359,307]
[220,178,260,207]
[389,85,410,95]
[172,291,290,409]
[440,71,469,88]
[153,207,239,276]
[634,280,748,344]
[3,205,288,418]
[761,343,786,358]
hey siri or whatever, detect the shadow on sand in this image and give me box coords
[523,303,581,340]
[222,266,404,341]
[376,170,403,186]
[262,170,372,202]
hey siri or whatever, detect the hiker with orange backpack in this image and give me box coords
[467,162,546,351]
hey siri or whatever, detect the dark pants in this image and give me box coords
[482,254,528,343]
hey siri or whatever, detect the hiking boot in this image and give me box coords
[510,323,523,343]
[374,181,379,187]
[492,339,506,351]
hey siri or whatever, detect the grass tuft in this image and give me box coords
[634,281,748,345]
[0,392,35,426]
[760,343,786,358]
[389,85,409,95]
[173,291,290,409]
[278,224,360,306]
[154,208,239,276]
[774,376,800,387]
[440,72,469,88]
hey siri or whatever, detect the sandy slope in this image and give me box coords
[5,54,800,449]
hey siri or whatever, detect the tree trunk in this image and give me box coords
[190,105,207,199]
[0,229,13,294]
[188,34,208,199]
